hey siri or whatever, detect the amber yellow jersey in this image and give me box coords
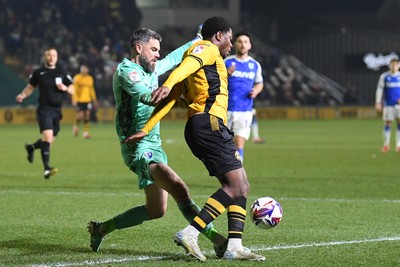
[164,40,229,122]
[141,40,228,134]
[72,73,97,103]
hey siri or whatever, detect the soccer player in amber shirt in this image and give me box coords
[72,65,97,138]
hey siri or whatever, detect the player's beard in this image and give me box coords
[236,49,247,56]
[139,54,155,73]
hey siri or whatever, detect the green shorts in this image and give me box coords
[121,143,168,189]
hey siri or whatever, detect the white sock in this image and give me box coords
[251,123,260,140]
[227,238,243,251]
[396,128,400,148]
[383,128,391,146]
[182,225,200,237]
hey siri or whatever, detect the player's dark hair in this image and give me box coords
[44,47,57,54]
[234,31,251,42]
[130,28,162,48]
[201,16,231,39]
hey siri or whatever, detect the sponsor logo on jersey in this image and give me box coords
[231,70,256,80]
[386,81,400,88]
[192,45,205,55]
[128,71,141,82]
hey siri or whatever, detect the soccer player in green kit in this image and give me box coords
[87,27,227,256]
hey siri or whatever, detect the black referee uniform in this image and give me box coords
[25,65,73,178]
[29,66,73,135]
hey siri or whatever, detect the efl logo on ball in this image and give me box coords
[250,196,283,229]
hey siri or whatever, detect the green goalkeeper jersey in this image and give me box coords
[113,41,192,167]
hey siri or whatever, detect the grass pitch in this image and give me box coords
[1,119,399,266]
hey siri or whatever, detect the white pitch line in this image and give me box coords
[2,189,400,204]
[0,190,143,197]
[250,236,400,252]
[28,236,400,267]
[27,256,166,267]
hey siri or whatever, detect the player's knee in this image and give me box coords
[226,186,247,199]
[148,207,167,219]
[234,181,249,198]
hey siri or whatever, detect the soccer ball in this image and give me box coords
[250,196,283,229]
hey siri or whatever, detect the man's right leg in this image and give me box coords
[175,168,265,261]
[73,110,83,137]
[149,163,227,257]
[25,138,42,163]
[82,109,91,138]
[88,184,166,252]
[41,129,58,179]
[382,121,392,152]
[175,188,234,261]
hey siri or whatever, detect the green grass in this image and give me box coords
[1,119,400,266]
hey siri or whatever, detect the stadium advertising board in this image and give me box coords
[0,107,379,125]
[346,52,399,71]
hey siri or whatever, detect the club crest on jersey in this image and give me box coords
[248,62,255,70]
[192,45,205,55]
[128,71,141,82]
[144,151,153,159]
[235,151,242,162]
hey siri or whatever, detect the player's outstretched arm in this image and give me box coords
[151,86,171,104]
[121,130,146,144]
[16,84,34,103]
[122,85,183,144]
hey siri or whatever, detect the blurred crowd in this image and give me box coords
[0,0,352,107]
[262,64,339,106]
[0,0,141,106]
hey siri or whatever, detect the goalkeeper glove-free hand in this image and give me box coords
[191,24,203,43]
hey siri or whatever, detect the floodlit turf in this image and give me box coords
[1,119,399,267]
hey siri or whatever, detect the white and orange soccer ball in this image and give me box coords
[250,196,283,229]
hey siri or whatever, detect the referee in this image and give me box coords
[16,47,74,179]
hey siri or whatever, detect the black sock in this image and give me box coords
[227,196,247,239]
[32,139,42,150]
[191,189,233,232]
[41,141,50,170]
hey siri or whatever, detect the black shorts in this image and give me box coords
[36,106,62,136]
[76,102,91,111]
[184,113,242,177]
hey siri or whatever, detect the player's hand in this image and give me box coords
[227,63,236,76]
[92,100,98,109]
[197,24,203,38]
[121,131,147,144]
[16,93,24,103]
[375,102,382,113]
[56,83,67,91]
[248,89,259,99]
[191,24,203,43]
[151,86,170,104]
